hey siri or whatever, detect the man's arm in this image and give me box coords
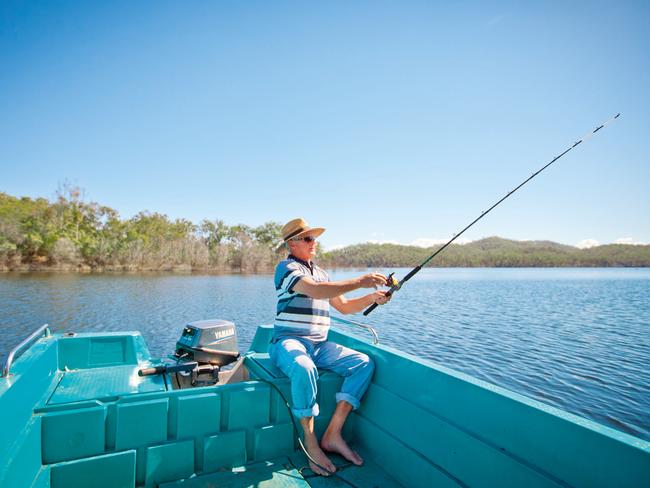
[330,291,391,315]
[292,273,387,300]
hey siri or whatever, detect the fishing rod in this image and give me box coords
[363,113,621,316]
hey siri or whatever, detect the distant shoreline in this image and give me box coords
[2,263,648,275]
[3,191,649,272]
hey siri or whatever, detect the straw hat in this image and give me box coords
[277,218,325,251]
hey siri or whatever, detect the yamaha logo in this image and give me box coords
[213,328,234,340]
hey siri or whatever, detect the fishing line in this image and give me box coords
[364,113,621,316]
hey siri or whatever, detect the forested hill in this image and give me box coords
[1,190,648,271]
[318,237,650,268]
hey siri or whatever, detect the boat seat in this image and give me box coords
[244,352,339,382]
[244,352,344,432]
[244,352,284,379]
[244,325,342,383]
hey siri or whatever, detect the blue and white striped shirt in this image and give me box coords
[273,255,330,343]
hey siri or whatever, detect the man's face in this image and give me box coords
[287,233,318,260]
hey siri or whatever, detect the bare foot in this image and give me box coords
[321,433,364,466]
[305,441,337,476]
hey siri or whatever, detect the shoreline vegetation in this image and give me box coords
[2,189,649,273]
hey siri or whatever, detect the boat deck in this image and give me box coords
[48,363,167,404]
[160,451,404,488]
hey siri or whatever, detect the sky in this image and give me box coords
[1,1,649,251]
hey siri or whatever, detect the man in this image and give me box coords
[270,218,390,476]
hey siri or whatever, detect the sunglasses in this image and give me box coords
[290,236,317,243]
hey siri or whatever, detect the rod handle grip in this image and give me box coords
[138,366,165,376]
[363,302,379,316]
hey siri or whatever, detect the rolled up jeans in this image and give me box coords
[269,337,375,418]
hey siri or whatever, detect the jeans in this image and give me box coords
[269,337,375,418]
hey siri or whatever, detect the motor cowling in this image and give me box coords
[175,319,240,366]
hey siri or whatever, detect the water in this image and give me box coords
[1,268,648,440]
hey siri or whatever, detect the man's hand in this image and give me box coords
[329,281,392,314]
[371,290,391,305]
[358,273,388,289]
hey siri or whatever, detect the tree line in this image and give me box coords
[317,237,650,268]
[1,190,648,272]
[0,189,282,272]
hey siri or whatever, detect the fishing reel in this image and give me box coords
[364,272,400,316]
[382,272,401,298]
[385,272,399,289]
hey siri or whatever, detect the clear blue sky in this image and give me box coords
[2,1,648,250]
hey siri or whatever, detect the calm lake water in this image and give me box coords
[1,268,649,441]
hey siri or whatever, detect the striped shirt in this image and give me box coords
[273,254,330,343]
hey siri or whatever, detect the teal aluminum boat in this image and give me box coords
[1,317,648,487]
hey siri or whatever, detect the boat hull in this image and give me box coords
[1,324,648,487]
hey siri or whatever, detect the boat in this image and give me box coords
[1,317,648,487]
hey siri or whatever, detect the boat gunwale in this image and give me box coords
[325,321,650,452]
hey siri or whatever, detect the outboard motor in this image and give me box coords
[139,319,247,388]
[175,319,240,366]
